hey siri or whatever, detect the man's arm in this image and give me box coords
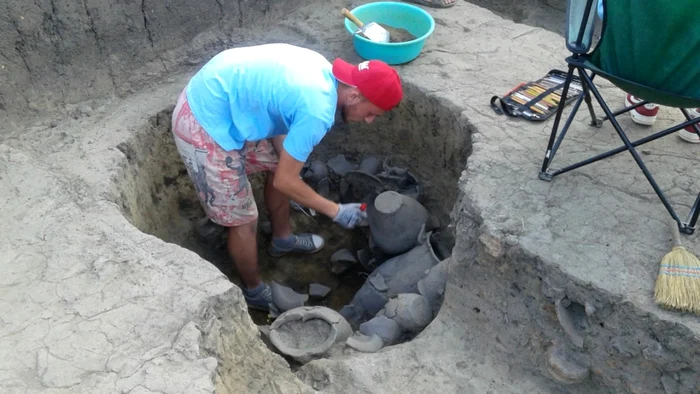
[271,135,340,219]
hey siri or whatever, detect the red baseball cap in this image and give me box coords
[332,58,403,111]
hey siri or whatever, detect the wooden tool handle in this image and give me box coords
[669,219,683,247]
[342,8,364,28]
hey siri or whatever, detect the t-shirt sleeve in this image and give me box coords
[282,112,333,163]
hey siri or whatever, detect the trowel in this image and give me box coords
[342,8,390,43]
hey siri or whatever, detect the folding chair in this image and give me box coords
[539,0,700,234]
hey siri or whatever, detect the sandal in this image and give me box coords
[402,0,456,8]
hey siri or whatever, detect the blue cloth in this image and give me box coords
[185,43,338,163]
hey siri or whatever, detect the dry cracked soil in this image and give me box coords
[1,0,699,393]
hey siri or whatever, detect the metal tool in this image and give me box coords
[290,200,316,222]
[342,8,390,43]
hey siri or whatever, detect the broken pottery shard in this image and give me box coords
[316,177,330,199]
[327,154,356,177]
[358,157,381,175]
[381,293,432,333]
[331,249,358,264]
[381,158,409,176]
[271,281,309,312]
[269,306,352,364]
[547,344,590,384]
[309,283,331,299]
[359,315,401,346]
[303,160,328,183]
[429,232,453,261]
[417,259,450,314]
[346,333,384,353]
[369,273,389,292]
[356,247,375,272]
[397,185,420,200]
[555,298,585,348]
[343,171,385,202]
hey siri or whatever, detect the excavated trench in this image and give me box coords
[112,84,470,360]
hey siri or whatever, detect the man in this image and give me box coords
[170,43,403,311]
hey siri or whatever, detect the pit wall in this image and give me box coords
[450,192,700,393]
[312,82,472,237]
[0,0,312,128]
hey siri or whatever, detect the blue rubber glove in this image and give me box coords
[333,203,367,229]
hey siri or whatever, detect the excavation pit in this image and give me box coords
[112,85,470,333]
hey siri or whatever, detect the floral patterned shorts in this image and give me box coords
[171,89,278,226]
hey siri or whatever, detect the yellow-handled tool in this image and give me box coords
[342,8,390,43]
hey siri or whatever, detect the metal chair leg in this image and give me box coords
[580,71,685,227]
[579,70,601,127]
[539,64,577,181]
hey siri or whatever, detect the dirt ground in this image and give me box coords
[1,0,699,393]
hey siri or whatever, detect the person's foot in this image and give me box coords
[625,94,659,126]
[402,0,456,8]
[268,233,325,257]
[678,108,700,144]
[242,282,273,312]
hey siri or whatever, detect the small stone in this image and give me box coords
[477,233,504,261]
[78,103,93,116]
[642,149,652,155]
[504,235,519,246]
[49,121,58,128]
[309,283,331,299]
[259,221,272,235]
[661,373,680,394]
[606,337,639,358]
[584,301,596,316]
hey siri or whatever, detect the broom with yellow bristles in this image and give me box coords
[654,219,700,315]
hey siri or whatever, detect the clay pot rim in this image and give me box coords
[269,307,342,358]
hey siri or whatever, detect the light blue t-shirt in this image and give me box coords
[185,43,338,163]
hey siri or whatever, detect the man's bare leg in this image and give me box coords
[265,171,293,239]
[227,221,261,289]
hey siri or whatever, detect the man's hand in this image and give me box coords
[333,203,367,229]
[271,136,339,219]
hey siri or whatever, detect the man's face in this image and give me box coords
[340,89,386,124]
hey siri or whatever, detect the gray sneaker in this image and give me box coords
[243,283,273,312]
[268,233,325,257]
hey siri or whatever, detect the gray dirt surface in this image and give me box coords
[1,0,699,393]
